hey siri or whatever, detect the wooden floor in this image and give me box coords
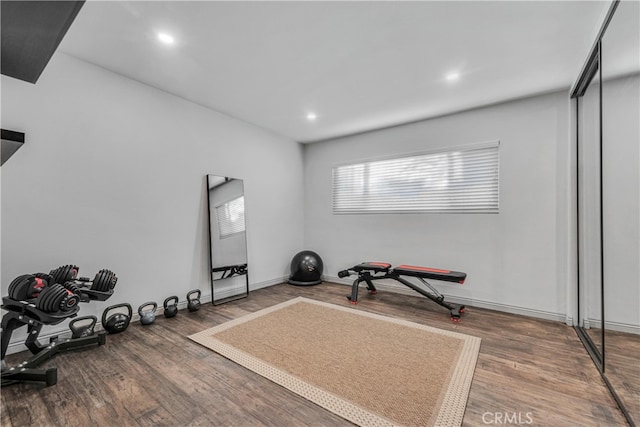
[1,282,629,427]
[605,330,640,424]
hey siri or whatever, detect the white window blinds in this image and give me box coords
[332,142,499,214]
[216,196,246,237]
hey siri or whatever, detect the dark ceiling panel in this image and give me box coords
[1,129,25,166]
[1,0,85,84]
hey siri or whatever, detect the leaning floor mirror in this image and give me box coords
[206,175,249,305]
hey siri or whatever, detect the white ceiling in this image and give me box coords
[58,1,610,143]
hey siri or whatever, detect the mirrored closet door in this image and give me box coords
[600,0,640,424]
[576,54,603,366]
[573,1,639,425]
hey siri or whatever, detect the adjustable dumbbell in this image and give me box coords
[35,284,80,313]
[50,265,118,293]
[49,264,79,285]
[7,273,55,301]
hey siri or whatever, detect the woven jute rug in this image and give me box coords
[189,297,480,427]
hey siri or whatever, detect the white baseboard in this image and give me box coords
[3,279,289,357]
[328,276,640,333]
[4,329,74,357]
[584,317,640,335]
[209,276,288,301]
[3,293,214,356]
[13,276,634,356]
[326,275,567,323]
[605,320,640,335]
[250,276,289,292]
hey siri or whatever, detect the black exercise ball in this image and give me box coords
[288,250,324,286]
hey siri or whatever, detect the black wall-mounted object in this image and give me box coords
[1,129,25,166]
[1,0,85,84]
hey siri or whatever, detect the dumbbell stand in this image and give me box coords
[1,297,105,387]
[1,366,57,387]
[1,329,106,387]
[1,298,77,359]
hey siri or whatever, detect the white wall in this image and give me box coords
[1,53,304,342]
[303,91,571,318]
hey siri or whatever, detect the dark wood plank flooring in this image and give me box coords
[1,282,630,426]
[605,329,640,425]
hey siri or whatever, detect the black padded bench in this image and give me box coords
[338,262,467,322]
[212,263,248,280]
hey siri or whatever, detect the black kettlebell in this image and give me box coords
[138,302,157,325]
[163,296,179,318]
[69,315,97,338]
[101,303,132,334]
[187,290,201,312]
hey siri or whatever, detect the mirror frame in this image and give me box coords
[206,175,249,305]
[574,41,604,372]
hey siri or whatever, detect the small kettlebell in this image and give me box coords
[69,315,97,338]
[187,290,201,312]
[163,296,179,318]
[138,301,157,325]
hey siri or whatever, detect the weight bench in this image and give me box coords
[338,262,467,322]
[211,263,247,280]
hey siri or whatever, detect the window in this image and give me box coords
[216,196,246,237]
[332,142,499,214]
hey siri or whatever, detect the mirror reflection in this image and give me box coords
[601,0,640,423]
[206,175,249,304]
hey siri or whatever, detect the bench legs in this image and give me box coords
[346,271,465,322]
[347,272,378,304]
[392,276,465,322]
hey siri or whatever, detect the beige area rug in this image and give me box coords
[189,297,481,427]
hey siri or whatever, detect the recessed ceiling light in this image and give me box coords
[445,72,460,82]
[306,112,317,121]
[157,32,175,45]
